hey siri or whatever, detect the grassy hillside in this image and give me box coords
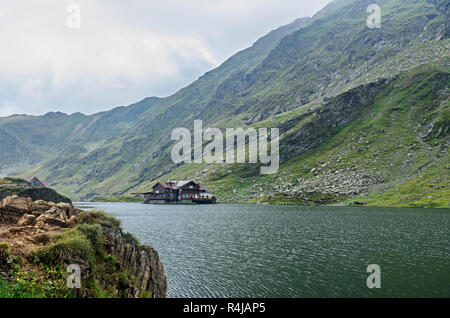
[135,66,449,208]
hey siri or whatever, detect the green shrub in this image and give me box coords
[0,242,9,257]
[30,228,96,267]
[121,232,140,246]
[77,224,103,249]
[0,268,72,298]
[140,290,150,298]
[76,210,121,228]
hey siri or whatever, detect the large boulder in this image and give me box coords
[0,196,33,223]
[56,202,73,218]
[17,214,36,226]
[31,200,54,213]
[1,196,32,212]
[66,216,77,228]
[36,211,67,228]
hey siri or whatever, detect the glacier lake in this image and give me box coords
[75,202,450,298]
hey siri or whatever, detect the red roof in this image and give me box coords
[153,180,202,190]
[28,177,49,188]
[155,182,176,189]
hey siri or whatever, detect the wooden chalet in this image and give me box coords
[132,180,216,204]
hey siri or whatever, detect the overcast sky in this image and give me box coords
[0,0,332,117]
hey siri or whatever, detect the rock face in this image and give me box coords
[104,227,168,298]
[280,79,389,162]
[0,196,167,298]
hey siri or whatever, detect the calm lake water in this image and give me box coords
[75,202,450,298]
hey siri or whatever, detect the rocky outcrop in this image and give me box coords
[280,79,389,162]
[0,196,167,298]
[104,227,167,298]
[0,181,72,205]
[0,195,73,225]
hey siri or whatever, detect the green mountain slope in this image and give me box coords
[137,65,449,208]
[1,0,449,207]
[0,15,312,198]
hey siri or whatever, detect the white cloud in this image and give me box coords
[0,0,331,116]
[0,104,19,117]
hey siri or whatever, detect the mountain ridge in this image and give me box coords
[0,0,448,207]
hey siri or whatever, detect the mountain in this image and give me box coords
[0,0,448,207]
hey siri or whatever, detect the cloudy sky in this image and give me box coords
[0,0,331,117]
